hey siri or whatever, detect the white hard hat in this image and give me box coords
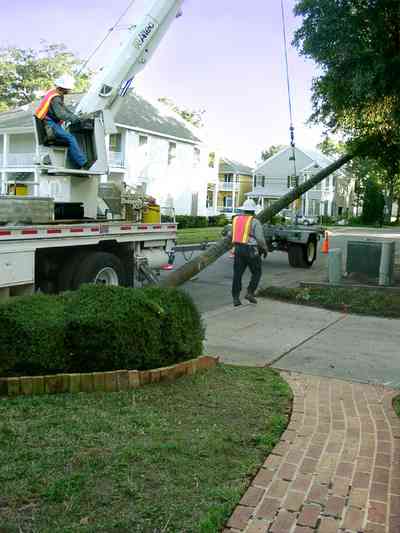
[54,74,75,90]
[238,199,257,212]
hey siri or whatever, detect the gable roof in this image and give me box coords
[0,92,202,143]
[219,157,253,176]
[254,145,336,174]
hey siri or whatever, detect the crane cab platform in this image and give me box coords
[33,115,108,176]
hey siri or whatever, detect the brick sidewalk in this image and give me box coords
[223,373,400,533]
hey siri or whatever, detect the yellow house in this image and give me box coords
[217,158,253,216]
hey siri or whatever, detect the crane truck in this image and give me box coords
[0,0,185,299]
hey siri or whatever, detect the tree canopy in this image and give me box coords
[261,144,285,161]
[0,42,91,112]
[294,0,400,147]
[158,97,205,128]
[294,0,400,219]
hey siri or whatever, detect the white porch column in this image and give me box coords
[3,133,8,167]
[2,134,9,194]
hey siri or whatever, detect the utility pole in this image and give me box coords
[162,153,354,288]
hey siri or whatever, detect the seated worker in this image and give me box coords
[35,74,87,169]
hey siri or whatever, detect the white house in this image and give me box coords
[247,146,355,219]
[0,91,220,217]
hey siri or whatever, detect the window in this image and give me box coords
[223,195,232,207]
[193,147,201,167]
[168,142,177,165]
[109,134,122,152]
[224,173,233,182]
[255,175,265,188]
[208,152,215,168]
[138,135,149,160]
[206,186,214,208]
[139,135,148,147]
[6,171,35,195]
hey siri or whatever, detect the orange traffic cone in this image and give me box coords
[321,231,329,254]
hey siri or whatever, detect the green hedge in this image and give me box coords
[143,287,204,367]
[176,215,229,229]
[0,286,205,377]
[0,293,66,376]
[176,215,208,229]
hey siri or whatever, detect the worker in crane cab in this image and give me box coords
[35,74,88,169]
[230,199,268,307]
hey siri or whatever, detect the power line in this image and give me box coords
[77,0,137,75]
[280,0,298,184]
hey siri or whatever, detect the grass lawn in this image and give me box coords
[0,365,291,533]
[258,286,400,319]
[176,227,224,245]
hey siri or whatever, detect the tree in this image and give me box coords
[0,42,91,112]
[317,137,345,158]
[261,144,285,161]
[362,178,385,225]
[158,97,205,128]
[294,1,400,144]
[293,0,400,218]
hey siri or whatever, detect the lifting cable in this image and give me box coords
[280,0,298,185]
[77,0,137,75]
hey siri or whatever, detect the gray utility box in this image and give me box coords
[346,240,396,285]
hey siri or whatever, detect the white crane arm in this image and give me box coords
[76,0,184,131]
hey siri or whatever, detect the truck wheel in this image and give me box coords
[304,238,317,267]
[288,244,306,268]
[58,251,127,291]
[288,239,317,268]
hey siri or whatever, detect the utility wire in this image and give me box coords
[280,0,298,184]
[77,0,137,75]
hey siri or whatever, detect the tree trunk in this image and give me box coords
[386,177,395,224]
[161,153,354,288]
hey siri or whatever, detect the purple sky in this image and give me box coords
[1,0,323,165]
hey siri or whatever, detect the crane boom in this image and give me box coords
[76,0,184,132]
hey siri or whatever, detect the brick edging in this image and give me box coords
[0,356,219,398]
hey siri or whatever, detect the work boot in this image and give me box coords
[245,292,257,304]
[233,297,242,307]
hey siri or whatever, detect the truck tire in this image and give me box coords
[304,237,317,267]
[288,238,316,268]
[58,251,127,291]
[288,244,306,268]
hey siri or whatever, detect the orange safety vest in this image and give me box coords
[34,89,62,121]
[232,215,253,244]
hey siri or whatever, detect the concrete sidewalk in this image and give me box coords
[203,299,400,389]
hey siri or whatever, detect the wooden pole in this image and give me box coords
[162,153,353,288]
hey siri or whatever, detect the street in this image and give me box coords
[164,226,400,387]
[169,226,400,313]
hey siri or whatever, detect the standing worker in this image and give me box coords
[231,199,268,307]
[34,74,87,169]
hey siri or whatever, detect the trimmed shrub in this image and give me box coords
[143,287,205,366]
[208,214,229,227]
[175,215,208,229]
[0,285,205,377]
[0,293,66,376]
[64,285,164,372]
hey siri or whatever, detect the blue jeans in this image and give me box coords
[46,118,87,168]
